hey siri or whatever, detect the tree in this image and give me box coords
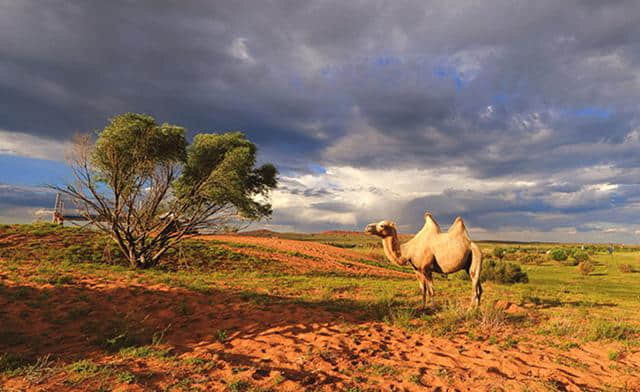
[53,113,277,269]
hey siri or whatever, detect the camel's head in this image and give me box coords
[364,220,397,238]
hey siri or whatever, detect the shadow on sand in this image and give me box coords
[0,279,409,388]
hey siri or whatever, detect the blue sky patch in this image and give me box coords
[0,154,71,186]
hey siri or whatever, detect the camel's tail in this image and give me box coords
[469,242,483,307]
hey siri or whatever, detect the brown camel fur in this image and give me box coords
[365,213,483,309]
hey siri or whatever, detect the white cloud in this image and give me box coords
[229,37,255,63]
[542,183,617,209]
[480,105,494,120]
[624,128,640,144]
[269,163,541,231]
[0,129,70,161]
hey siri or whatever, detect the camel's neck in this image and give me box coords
[381,230,403,265]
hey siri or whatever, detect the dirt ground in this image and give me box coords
[1,233,639,391]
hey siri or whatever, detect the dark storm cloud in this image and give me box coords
[399,182,640,233]
[2,1,640,237]
[310,201,353,213]
[0,184,55,208]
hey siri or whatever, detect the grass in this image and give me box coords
[119,345,171,359]
[358,362,399,377]
[608,349,624,361]
[587,320,638,341]
[215,329,228,343]
[66,359,104,383]
[1,224,639,389]
[227,379,250,391]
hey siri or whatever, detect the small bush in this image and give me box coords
[619,264,634,273]
[116,370,137,384]
[519,253,545,265]
[548,248,568,262]
[608,350,623,361]
[480,259,529,284]
[215,329,227,343]
[68,359,100,375]
[572,251,589,263]
[0,353,30,373]
[492,247,506,260]
[227,380,250,392]
[578,260,595,276]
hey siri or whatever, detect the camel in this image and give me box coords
[364,213,482,309]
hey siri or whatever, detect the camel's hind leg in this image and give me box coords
[468,242,483,308]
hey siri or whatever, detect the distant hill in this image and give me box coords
[320,230,367,236]
[236,229,280,237]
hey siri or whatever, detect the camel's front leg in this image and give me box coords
[415,271,427,310]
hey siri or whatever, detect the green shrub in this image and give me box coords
[227,380,250,392]
[519,253,545,265]
[578,260,595,276]
[480,259,529,284]
[572,251,589,263]
[548,248,568,262]
[492,247,506,260]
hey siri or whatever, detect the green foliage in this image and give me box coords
[116,370,137,384]
[227,379,250,392]
[55,113,278,269]
[492,247,506,260]
[68,359,100,375]
[215,329,228,343]
[518,253,545,265]
[119,345,171,359]
[92,113,187,183]
[577,260,595,276]
[572,251,590,263]
[174,132,277,220]
[480,259,529,284]
[608,350,623,361]
[549,248,568,262]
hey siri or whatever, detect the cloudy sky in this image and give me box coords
[2,1,640,242]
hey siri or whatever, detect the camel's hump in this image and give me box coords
[423,212,441,233]
[448,216,468,234]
